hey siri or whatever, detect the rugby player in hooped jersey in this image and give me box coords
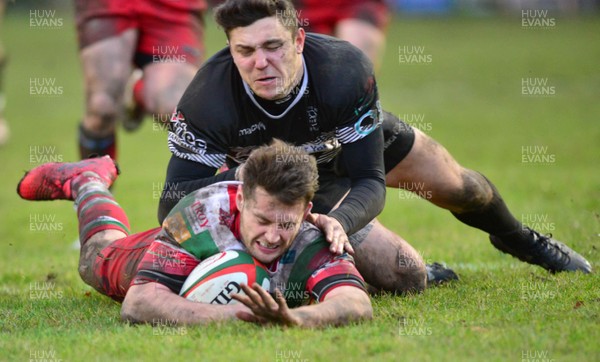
[159,0,591,293]
[17,141,371,327]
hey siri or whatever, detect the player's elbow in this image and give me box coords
[120,295,141,324]
[356,291,373,321]
[341,290,373,325]
[121,294,141,323]
[120,285,151,324]
[324,287,373,326]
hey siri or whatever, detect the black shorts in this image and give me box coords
[312,113,415,215]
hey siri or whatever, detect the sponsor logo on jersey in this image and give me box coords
[307,106,319,132]
[219,208,234,227]
[354,100,383,137]
[354,109,378,136]
[186,200,209,234]
[169,112,208,154]
[238,122,266,136]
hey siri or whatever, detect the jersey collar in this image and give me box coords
[242,56,308,120]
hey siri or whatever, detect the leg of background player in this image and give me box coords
[385,128,591,273]
[335,18,386,72]
[138,61,198,126]
[79,29,137,159]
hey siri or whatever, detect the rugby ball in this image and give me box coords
[180,250,271,304]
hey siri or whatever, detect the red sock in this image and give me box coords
[133,78,146,112]
[72,174,130,243]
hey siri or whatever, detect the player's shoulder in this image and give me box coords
[303,33,376,107]
[162,181,241,236]
[280,222,331,266]
[177,47,239,125]
[304,33,374,86]
[172,181,240,213]
[162,181,242,258]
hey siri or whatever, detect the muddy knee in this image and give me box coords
[354,245,427,294]
[77,234,114,290]
[442,170,493,213]
[78,243,99,288]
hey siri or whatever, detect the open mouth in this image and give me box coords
[256,240,280,253]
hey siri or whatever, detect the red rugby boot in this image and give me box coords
[17,155,119,201]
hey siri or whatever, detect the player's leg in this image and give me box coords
[139,62,198,123]
[334,18,386,72]
[382,112,592,273]
[123,1,204,131]
[299,0,388,71]
[16,157,158,301]
[76,10,138,159]
[350,220,427,293]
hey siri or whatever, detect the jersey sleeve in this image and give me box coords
[324,39,383,145]
[130,233,201,294]
[168,109,228,169]
[334,78,383,145]
[276,226,366,307]
[305,253,366,303]
[327,67,386,236]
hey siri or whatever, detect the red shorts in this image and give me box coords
[297,0,390,35]
[92,227,201,302]
[93,227,162,302]
[74,0,207,66]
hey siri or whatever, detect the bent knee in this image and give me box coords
[392,257,427,294]
[86,92,120,131]
[367,255,427,294]
[451,170,493,212]
[430,169,493,213]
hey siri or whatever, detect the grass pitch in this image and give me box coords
[1,8,599,362]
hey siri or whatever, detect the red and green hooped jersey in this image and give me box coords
[132,181,365,306]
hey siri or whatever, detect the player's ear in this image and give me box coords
[294,28,305,53]
[302,201,313,220]
[236,185,244,209]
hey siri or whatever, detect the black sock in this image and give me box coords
[451,177,531,245]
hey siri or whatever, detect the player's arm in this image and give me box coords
[233,248,372,328]
[291,285,372,327]
[328,126,386,235]
[232,283,372,328]
[121,282,248,325]
[308,127,386,254]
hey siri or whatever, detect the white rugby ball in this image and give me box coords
[179,250,271,304]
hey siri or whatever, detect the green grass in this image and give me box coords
[1,9,599,362]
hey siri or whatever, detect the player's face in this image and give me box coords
[229,16,305,101]
[236,186,311,264]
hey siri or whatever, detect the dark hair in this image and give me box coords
[242,139,318,206]
[214,0,299,38]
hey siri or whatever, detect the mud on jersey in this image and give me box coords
[132,181,365,306]
[167,33,383,169]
